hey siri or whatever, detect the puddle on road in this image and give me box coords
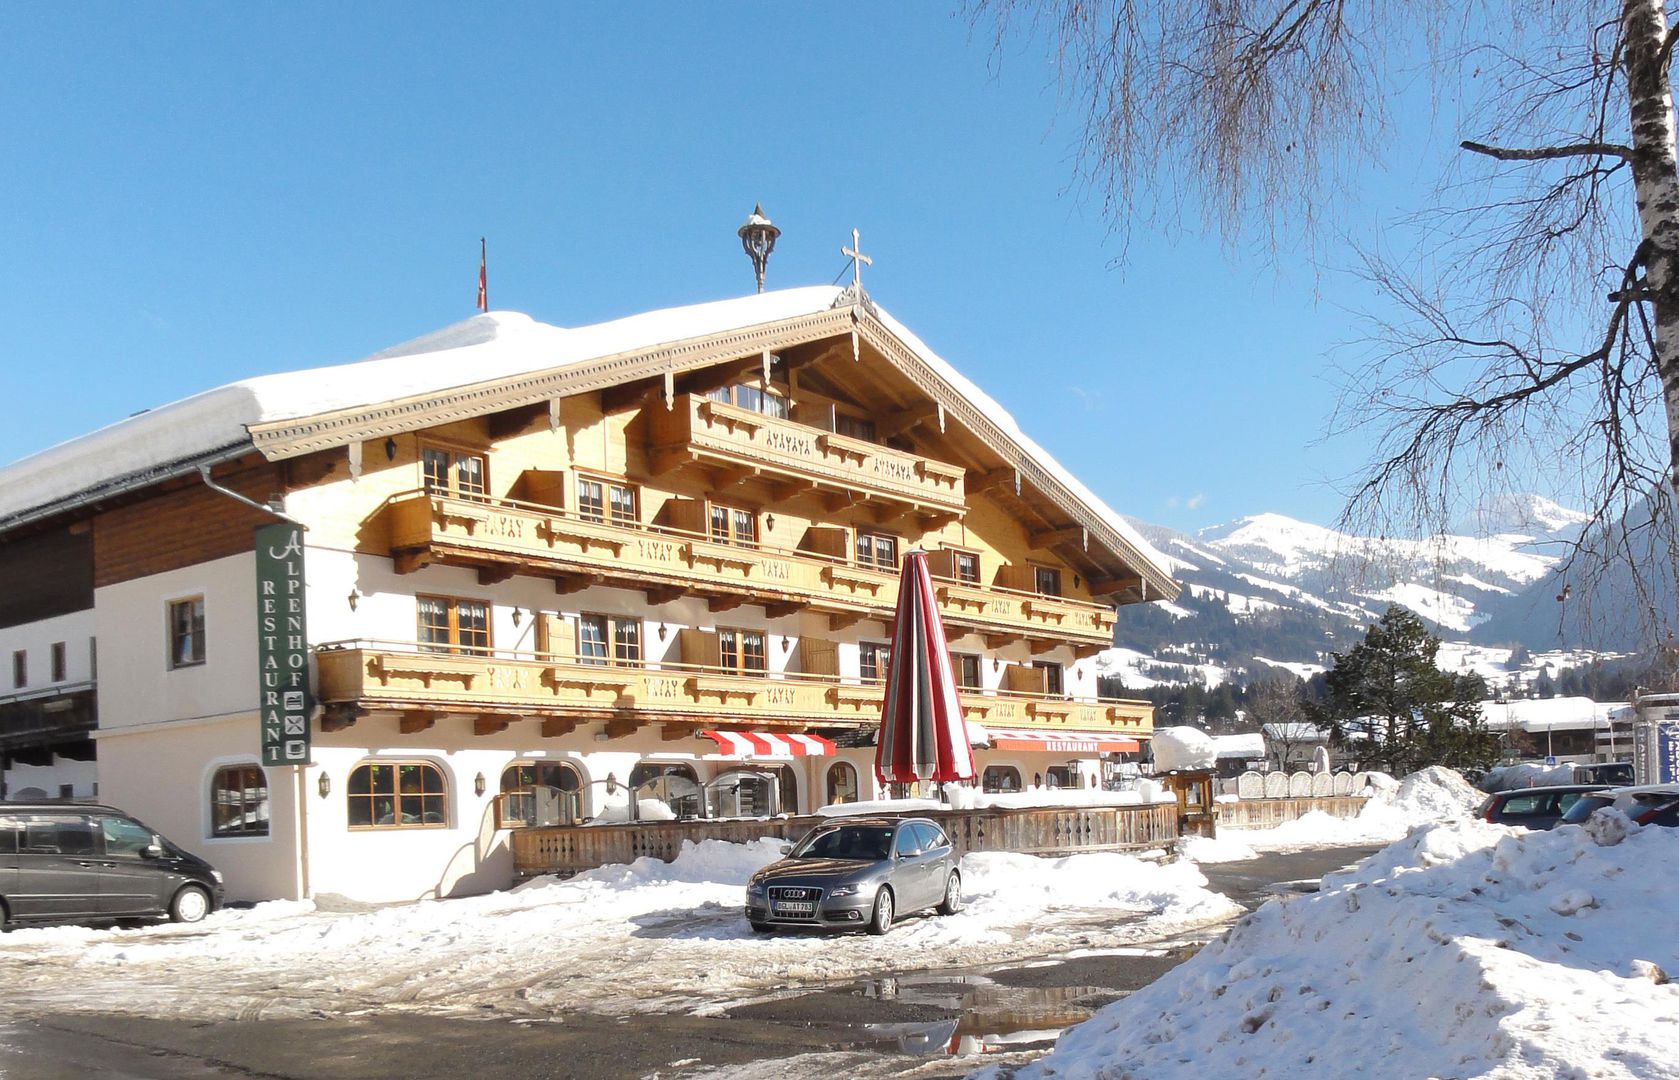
[845,973,1113,1058]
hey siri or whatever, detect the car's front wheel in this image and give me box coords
[937,872,962,916]
[169,885,211,924]
[867,887,894,936]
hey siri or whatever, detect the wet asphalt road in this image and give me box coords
[0,844,1382,1080]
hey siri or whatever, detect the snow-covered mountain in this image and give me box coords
[1098,497,1607,691]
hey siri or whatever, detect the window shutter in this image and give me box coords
[1002,664,1045,694]
[676,628,720,668]
[997,562,1031,592]
[661,497,707,535]
[798,637,839,677]
[925,549,958,579]
[800,525,851,560]
[537,614,574,662]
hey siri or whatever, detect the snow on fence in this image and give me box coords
[1213,769,1372,829]
[511,802,1182,879]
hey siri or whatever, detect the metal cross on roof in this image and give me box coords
[842,228,872,291]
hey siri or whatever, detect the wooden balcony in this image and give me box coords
[314,643,1154,741]
[646,394,967,518]
[385,491,1117,649]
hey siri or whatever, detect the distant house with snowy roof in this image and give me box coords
[0,279,1179,903]
[1478,696,1631,763]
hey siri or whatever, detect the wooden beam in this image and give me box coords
[603,718,640,739]
[984,633,1020,651]
[1073,644,1105,660]
[649,447,696,476]
[1028,638,1059,656]
[969,467,1020,496]
[399,712,441,735]
[711,464,761,489]
[661,723,701,742]
[878,401,942,438]
[477,564,518,586]
[707,595,747,613]
[555,573,604,595]
[393,550,432,575]
[829,612,866,632]
[600,378,661,414]
[821,489,860,513]
[762,600,803,619]
[645,585,686,606]
[320,703,363,733]
[474,716,511,736]
[1088,574,1142,597]
[1030,525,1087,551]
[488,402,547,438]
[540,717,579,739]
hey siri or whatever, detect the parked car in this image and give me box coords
[744,817,961,935]
[1572,761,1635,786]
[1476,784,1610,830]
[1558,784,1679,828]
[0,803,224,929]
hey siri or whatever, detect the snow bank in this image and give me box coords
[1177,834,1258,864]
[997,819,1679,1080]
[1153,726,1217,772]
[1245,766,1480,850]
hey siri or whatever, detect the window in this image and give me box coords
[860,641,891,683]
[168,597,206,669]
[1046,765,1079,789]
[50,642,66,683]
[834,413,876,442]
[855,531,898,570]
[577,614,641,665]
[576,475,638,525]
[954,653,982,690]
[826,762,859,805]
[982,765,1022,793]
[709,503,757,546]
[710,382,789,419]
[720,628,767,676]
[1035,661,1065,697]
[1033,565,1063,597]
[911,822,949,851]
[211,765,270,837]
[417,596,490,654]
[894,826,921,857]
[22,817,96,855]
[497,762,582,828]
[102,816,157,857]
[631,762,703,819]
[347,762,448,829]
[953,551,981,584]
[10,650,23,688]
[422,446,487,498]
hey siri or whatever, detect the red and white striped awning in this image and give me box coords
[699,730,835,757]
[984,729,1141,754]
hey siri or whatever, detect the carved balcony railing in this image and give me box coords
[314,642,1154,741]
[646,394,968,518]
[385,491,1117,649]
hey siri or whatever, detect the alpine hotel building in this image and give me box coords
[0,284,1179,903]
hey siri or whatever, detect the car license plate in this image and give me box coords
[773,902,814,915]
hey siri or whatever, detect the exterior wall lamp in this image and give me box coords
[474,772,487,797]
[384,437,397,461]
[511,607,524,627]
[347,589,360,611]
[317,772,331,799]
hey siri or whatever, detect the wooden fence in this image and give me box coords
[511,802,1182,878]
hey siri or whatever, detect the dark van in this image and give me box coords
[0,803,224,929]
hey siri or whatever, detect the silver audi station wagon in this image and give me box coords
[744,817,962,935]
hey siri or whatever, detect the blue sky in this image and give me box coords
[0,4,1444,534]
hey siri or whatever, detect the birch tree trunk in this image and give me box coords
[1624,0,1679,513]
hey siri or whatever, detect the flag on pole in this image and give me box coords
[476,237,487,312]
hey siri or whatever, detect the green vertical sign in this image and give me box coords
[256,523,311,767]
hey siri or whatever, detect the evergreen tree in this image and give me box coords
[1309,606,1496,775]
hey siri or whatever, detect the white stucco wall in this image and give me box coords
[0,609,96,694]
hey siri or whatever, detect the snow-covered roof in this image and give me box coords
[0,285,1175,589]
[1478,696,1628,733]
[1211,733,1265,759]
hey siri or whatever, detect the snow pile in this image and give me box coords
[586,797,678,823]
[557,837,784,888]
[1177,833,1258,864]
[1245,767,1478,850]
[963,851,1240,926]
[996,819,1679,1080]
[1153,726,1217,772]
[1482,762,1574,791]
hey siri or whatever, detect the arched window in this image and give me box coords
[497,761,582,828]
[347,761,447,829]
[211,764,270,837]
[982,765,1022,794]
[775,763,797,816]
[826,762,859,805]
[630,762,702,819]
[708,769,778,818]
